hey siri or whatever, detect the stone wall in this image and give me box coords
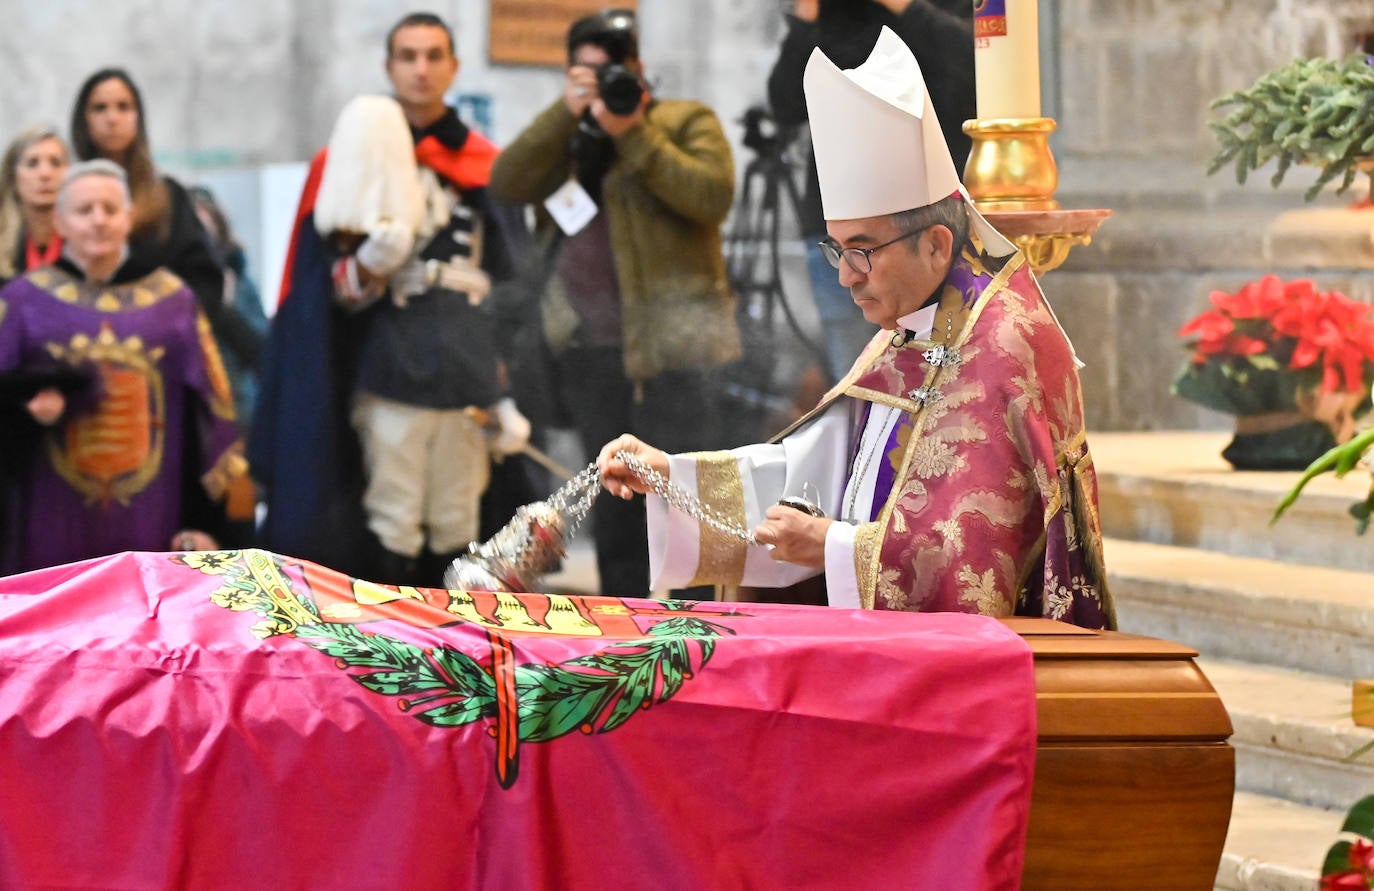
[1047,1,1374,431]
[0,1,784,167]
[1052,0,1374,161]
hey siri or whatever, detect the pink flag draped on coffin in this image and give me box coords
[0,549,1036,890]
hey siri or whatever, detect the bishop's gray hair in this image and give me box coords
[890,194,969,253]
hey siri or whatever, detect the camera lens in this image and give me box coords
[597,64,644,116]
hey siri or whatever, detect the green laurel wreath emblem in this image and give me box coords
[294,613,731,737]
[184,550,736,787]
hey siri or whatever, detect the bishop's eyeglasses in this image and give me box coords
[818,226,928,275]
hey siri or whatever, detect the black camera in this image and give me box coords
[597,64,643,116]
[740,104,798,158]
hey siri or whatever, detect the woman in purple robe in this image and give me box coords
[0,160,246,574]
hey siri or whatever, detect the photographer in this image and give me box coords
[768,0,973,382]
[489,8,739,598]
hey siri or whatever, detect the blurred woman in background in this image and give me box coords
[70,68,262,376]
[0,127,73,561]
[0,126,68,287]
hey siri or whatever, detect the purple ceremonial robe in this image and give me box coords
[0,262,244,573]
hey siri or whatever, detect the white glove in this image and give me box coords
[355,219,415,278]
[488,397,531,458]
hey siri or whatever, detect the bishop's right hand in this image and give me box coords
[596,434,668,501]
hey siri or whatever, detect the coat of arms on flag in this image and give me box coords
[183,549,745,787]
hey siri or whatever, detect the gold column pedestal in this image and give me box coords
[962,117,1112,274]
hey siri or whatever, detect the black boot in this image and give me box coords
[374,550,421,587]
[364,535,421,587]
[420,548,469,590]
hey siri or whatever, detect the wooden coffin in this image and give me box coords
[1008,618,1235,891]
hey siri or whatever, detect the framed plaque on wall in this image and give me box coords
[489,0,640,67]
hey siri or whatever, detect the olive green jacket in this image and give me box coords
[489,98,741,383]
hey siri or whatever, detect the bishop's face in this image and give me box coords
[824,214,950,331]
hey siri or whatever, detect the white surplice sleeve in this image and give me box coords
[647,401,854,593]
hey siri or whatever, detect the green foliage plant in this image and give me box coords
[1208,53,1374,201]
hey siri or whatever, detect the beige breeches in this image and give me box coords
[351,393,491,557]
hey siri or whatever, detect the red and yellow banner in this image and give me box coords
[0,549,1036,889]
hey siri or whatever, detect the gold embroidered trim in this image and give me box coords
[196,311,237,420]
[953,251,1024,341]
[843,384,919,414]
[1042,428,1090,525]
[43,266,187,311]
[853,522,881,609]
[687,451,748,587]
[1065,442,1115,629]
[860,253,1026,602]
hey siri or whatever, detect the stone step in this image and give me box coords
[1215,791,1343,891]
[1091,431,1374,573]
[1199,658,1374,813]
[1108,537,1374,677]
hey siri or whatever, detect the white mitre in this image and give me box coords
[803,26,1015,258]
[314,95,425,237]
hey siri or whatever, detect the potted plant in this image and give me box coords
[1174,275,1374,469]
[1322,795,1374,889]
[1209,53,1374,201]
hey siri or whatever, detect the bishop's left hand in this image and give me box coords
[753,505,831,568]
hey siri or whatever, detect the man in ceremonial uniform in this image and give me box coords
[251,12,529,585]
[599,28,1113,628]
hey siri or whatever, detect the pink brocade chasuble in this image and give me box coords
[794,248,1113,628]
[0,549,1037,891]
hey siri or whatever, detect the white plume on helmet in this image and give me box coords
[314,95,425,238]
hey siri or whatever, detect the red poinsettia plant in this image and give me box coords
[1175,275,1374,420]
[1322,795,1374,889]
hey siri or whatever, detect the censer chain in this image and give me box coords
[552,450,757,547]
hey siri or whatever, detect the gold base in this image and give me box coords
[962,117,1059,211]
[977,208,1113,276]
